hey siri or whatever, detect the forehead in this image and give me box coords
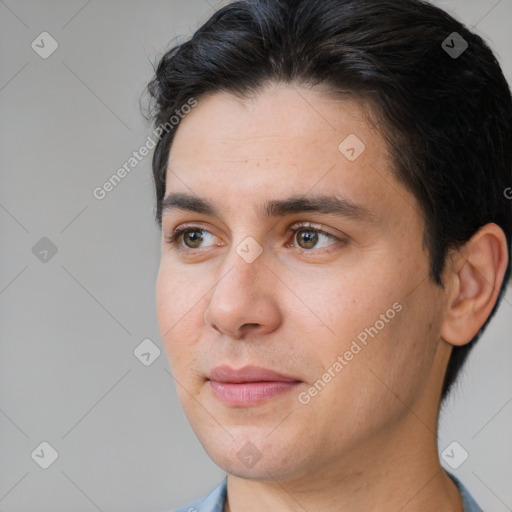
[164,84,417,226]
[168,85,382,164]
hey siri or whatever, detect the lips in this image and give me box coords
[208,365,299,383]
[207,365,301,406]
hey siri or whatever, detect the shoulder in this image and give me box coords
[448,473,484,512]
[170,478,227,512]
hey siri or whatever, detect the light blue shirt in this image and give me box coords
[171,473,483,512]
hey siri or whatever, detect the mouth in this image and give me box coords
[207,365,302,407]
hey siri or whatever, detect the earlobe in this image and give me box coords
[441,223,509,347]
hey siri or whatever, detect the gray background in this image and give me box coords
[0,0,511,511]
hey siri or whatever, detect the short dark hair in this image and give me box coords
[146,0,512,400]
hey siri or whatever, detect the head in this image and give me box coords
[148,0,511,481]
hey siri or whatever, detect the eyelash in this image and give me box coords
[165,222,345,256]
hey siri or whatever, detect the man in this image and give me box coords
[147,0,511,510]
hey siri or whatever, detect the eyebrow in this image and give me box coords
[161,192,375,223]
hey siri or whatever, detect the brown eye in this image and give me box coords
[295,229,320,249]
[167,227,217,251]
[290,225,340,252]
[182,229,205,248]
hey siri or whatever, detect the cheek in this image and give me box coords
[304,260,437,384]
[155,265,176,340]
[307,266,398,348]
[352,280,444,409]
[156,257,208,329]
[155,262,201,371]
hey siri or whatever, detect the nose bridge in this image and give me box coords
[204,235,280,337]
[215,234,265,303]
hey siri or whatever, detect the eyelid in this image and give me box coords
[169,222,210,237]
[288,220,341,239]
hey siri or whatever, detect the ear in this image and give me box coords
[441,223,509,347]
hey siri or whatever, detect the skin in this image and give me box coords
[155,83,508,512]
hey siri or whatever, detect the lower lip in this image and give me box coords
[209,380,300,406]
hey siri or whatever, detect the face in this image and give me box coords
[156,84,449,484]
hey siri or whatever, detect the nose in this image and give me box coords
[203,244,282,340]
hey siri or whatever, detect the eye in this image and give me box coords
[288,222,343,253]
[166,226,218,250]
[165,222,345,255]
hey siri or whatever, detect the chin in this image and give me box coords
[197,429,310,482]
[210,453,302,482]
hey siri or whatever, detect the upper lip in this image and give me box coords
[208,365,300,383]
